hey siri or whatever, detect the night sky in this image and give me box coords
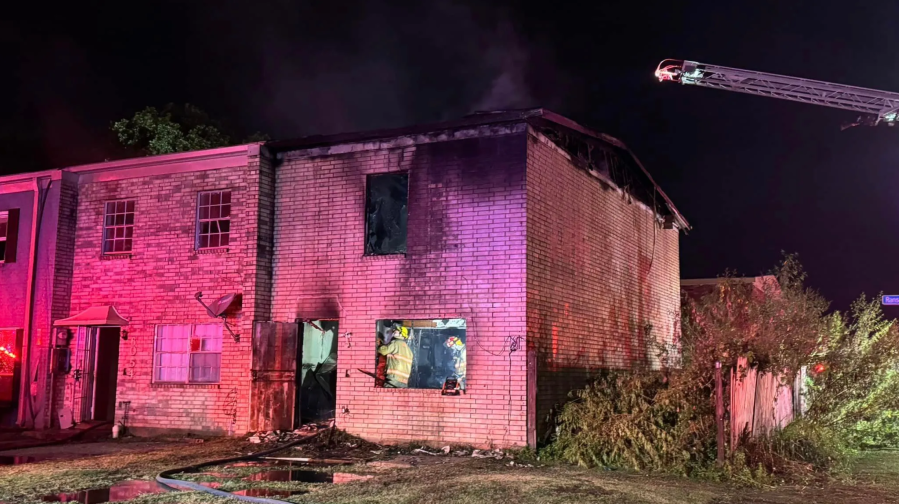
[4,1,899,312]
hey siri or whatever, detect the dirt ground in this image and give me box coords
[0,433,896,504]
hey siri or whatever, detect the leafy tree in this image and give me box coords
[111,103,268,156]
[807,296,899,447]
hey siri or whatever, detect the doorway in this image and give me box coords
[0,329,23,426]
[78,327,120,422]
[298,320,338,424]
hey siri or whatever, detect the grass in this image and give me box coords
[0,438,252,504]
[1,439,897,504]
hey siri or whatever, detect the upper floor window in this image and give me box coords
[197,190,231,249]
[154,324,222,383]
[365,173,408,255]
[0,209,19,263]
[103,200,135,254]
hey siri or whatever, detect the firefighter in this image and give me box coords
[445,336,466,388]
[377,324,414,388]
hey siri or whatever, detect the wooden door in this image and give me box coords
[250,322,298,432]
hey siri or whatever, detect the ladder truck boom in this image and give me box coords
[655,59,899,127]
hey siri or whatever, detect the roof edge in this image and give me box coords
[65,143,258,174]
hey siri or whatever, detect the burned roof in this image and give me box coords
[681,276,780,301]
[267,108,689,229]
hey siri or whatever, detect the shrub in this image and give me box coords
[806,296,899,449]
[547,370,715,475]
[545,255,873,482]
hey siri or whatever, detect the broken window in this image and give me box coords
[0,209,19,263]
[365,173,408,255]
[373,319,467,390]
[196,190,231,249]
[103,200,135,254]
[153,324,222,383]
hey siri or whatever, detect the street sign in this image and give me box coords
[882,295,899,306]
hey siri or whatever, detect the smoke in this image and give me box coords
[184,0,560,138]
[472,22,535,112]
[1,0,575,172]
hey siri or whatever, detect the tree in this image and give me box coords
[111,103,268,156]
[807,295,899,447]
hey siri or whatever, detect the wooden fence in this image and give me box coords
[729,357,807,447]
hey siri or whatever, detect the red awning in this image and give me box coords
[53,306,129,327]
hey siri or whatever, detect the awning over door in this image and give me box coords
[53,306,129,327]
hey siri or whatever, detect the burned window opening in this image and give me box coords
[374,319,466,390]
[535,126,668,218]
[365,173,408,255]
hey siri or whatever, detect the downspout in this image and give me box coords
[17,177,50,428]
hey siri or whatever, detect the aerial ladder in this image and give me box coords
[655,59,899,128]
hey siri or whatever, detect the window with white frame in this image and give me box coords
[154,324,223,383]
[103,200,135,254]
[196,190,231,249]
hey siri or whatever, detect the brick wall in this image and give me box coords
[48,177,78,427]
[271,133,529,448]
[64,155,265,434]
[525,129,681,439]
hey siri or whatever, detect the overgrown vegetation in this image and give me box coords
[806,296,899,449]
[546,254,899,483]
[111,103,267,156]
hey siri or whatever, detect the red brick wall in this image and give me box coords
[49,177,79,427]
[271,133,529,448]
[525,129,681,439]
[63,150,266,434]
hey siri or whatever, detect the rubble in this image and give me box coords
[471,449,505,460]
[246,428,318,444]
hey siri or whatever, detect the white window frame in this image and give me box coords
[0,211,7,262]
[102,199,135,255]
[196,190,232,250]
[153,324,223,384]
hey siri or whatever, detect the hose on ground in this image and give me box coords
[155,434,318,504]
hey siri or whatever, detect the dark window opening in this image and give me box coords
[0,209,19,263]
[103,200,135,254]
[365,173,408,255]
[374,319,466,390]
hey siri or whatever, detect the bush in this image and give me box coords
[846,410,899,449]
[544,255,870,482]
[740,419,851,478]
[806,296,899,449]
[547,370,715,475]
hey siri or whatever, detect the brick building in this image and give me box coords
[0,109,687,447]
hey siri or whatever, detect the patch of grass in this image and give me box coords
[0,438,250,503]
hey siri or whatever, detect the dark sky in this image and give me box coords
[3,0,899,312]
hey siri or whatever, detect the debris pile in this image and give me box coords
[407,446,508,460]
[247,425,321,444]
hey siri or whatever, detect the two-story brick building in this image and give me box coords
[0,109,687,447]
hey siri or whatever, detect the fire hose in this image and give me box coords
[155,432,321,504]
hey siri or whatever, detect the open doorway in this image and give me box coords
[0,329,23,426]
[298,320,338,424]
[78,327,120,422]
